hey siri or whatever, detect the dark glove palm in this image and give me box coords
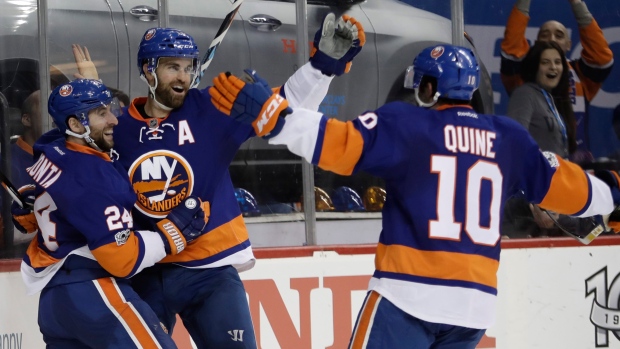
[157,196,208,255]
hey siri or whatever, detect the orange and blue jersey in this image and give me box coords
[269,102,613,329]
[113,62,333,271]
[500,5,614,152]
[21,130,168,295]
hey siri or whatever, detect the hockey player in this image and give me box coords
[209,44,615,348]
[501,0,614,155]
[55,14,364,348]
[19,79,208,348]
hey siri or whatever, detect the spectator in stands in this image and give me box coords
[506,41,574,159]
[501,0,614,156]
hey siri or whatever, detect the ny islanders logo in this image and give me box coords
[128,150,194,218]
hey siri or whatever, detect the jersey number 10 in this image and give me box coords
[430,155,502,245]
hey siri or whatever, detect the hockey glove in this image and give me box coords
[594,170,620,232]
[11,184,38,235]
[156,196,209,255]
[209,71,290,138]
[309,13,366,76]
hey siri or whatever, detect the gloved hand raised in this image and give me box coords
[11,184,38,235]
[310,13,366,76]
[209,70,290,138]
[156,196,209,255]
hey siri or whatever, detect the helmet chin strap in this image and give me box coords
[140,72,173,112]
[65,125,102,152]
[414,88,440,108]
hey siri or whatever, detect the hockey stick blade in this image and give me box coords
[0,170,30,209]
[191,0,244,89]
[544,210,607,245]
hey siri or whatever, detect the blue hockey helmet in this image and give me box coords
[137,27,200,79]
[404,45,479,101]
[234,188,261,217]
[48,79,120,134]
[332,186,365,212]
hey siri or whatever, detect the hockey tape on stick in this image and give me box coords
[0,170,30,209]
[544,210,606,245]
[191,0,243,89]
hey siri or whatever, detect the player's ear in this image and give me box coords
[67,116,84,133]
[143,64,155,84]
[21,113,32,127]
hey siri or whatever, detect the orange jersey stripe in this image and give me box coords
[317,119,364,176]
[349,290,381,349]
[539,156,589,215]
[161,214,249,263]
[94,278,162,348]
[26,238,60,268]
[15,137,33,155]
[65,141,111,162]
[376,243,499,289]
[573,63,603,102]
[501,6,530,59]
[92,234,142,277]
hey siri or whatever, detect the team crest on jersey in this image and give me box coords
[431,46,445,59]
[59,84,73,97]
[127,150,194,218]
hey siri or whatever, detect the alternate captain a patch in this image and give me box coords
[127,150,194,218]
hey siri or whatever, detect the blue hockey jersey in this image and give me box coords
[21,130,168,294]
[269,102,613,329]
[113,62,333,270]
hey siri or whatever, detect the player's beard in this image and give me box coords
[91,127,114,152]
[155,79,188,109]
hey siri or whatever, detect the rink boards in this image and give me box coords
[2,236,620,349]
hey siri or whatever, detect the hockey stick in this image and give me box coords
[190,0,244,89]
[149,159,177,203]
[544,210,608,245]
[0,170,30,210]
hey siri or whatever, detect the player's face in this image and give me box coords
[537,21,571,53]
[87,104,119,152]
[536,49,563,91]
[154,57,195,109]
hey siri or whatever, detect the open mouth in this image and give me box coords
[546,73,558,79]
[171,85,186,94]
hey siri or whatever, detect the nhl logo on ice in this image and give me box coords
[184,197,198,209]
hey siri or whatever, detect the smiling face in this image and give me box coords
[152,57,195,109]
[87,104,119,152]
[536,48,563,91]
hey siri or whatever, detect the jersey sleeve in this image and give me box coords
[268,103,408,178]
[574,19,614,101]
[282,62,334,111]
[519,143,613,217]
[64,188,166,278]
[500,5,530,95]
